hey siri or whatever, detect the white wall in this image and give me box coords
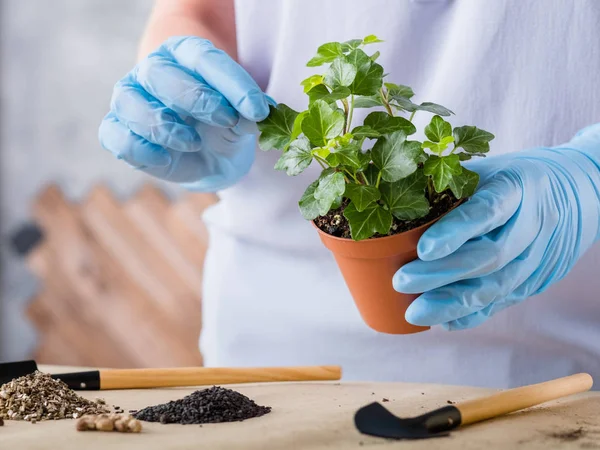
[0,0,182,360]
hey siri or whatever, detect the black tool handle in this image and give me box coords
[51,371,100,390]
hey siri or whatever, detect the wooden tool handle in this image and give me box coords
[99,365,342,390]
[457,373,593,426]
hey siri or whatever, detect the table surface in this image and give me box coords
[0,366,599,449]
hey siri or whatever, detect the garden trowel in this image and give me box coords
[355,373,593,440]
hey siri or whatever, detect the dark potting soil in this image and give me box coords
[132,386,271,425]
[314,190,460,240]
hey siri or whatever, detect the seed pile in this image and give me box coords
[76,413,142,433]
[0,371,110,422]
[133,386,271,424]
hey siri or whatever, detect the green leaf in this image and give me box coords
[274,136,313,176]
[380,170,430,220]
[312,147,331,159]
[286,111,307,150]
[298,170,346,220]
[448,167,479,199]
[344,184,381,212]
[300,75,324,93]
[343,202,392,241]
[327,143,362,169]
[299,180,322,220]
[421,139,453,155]
[371,131,422,182]
[359,150,372,170]
[353,94,385,108]
[370,51,381,61]
[302,100,345,147]
[453,126,495,154]
[390,96,419,112]
[321,87,351,103]
[351,125,380,139]
[425,115,452,142]
[458,152,472,161]
[314,169,346,211]
[391,98,454,117]
[362,164,379,184]
[364,112,416,135]
[257,104,299,151]
[423,154,462,192]
[307,84,331,105]
[385,83,415,99]
[307,42,344,67]
[418,102,454,116]
[341,39,363,53]
[416,149,429,164]
[347,49,384,96]
[331,196,343,210]
[440,136,455,146]
[422,141,441,151]
[363,35,384,44]
[324,57,358,88]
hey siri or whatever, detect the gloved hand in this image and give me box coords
[98,36,270,192]
[394,124,600,330]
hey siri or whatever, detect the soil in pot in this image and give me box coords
[315,189,459,239]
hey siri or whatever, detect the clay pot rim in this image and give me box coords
[312,198,465,243]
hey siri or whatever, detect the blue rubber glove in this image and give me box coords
[394,124,600,330]
[99,36,270,192]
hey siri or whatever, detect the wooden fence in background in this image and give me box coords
[25,184,217,368]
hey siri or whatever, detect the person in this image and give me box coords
[98,0,600,388]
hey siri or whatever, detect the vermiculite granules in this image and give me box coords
[0,371,110,422]
[132,386,271,424]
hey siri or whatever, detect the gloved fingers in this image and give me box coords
[136,52,239,128]
[111,73,203,153]
[416,174,522,261]
[404,235,549,327]
[441,297,522,331]
[163,36,270,122]
[395,208,542,293]
[99,117,238,184]
[98,113,172,169]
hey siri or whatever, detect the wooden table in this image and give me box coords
[1,366,599,449]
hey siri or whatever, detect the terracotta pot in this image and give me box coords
[314,214,451,335]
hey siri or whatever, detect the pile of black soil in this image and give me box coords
[315,190,460,239]
[132,386,271,425]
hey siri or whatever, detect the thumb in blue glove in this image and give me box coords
[394,124,600,330]
[99,36,272,192]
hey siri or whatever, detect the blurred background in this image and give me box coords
[1,1,208,367]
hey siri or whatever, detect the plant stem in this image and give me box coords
[409,110,417,122]
[375,171,383,189]
[341,98,350,133]
[346,169,361,184]
[314,155,329,169]
[380,87,394,116]
[347,95,355,133]
[361,172,370,185]
[427,177,435,200]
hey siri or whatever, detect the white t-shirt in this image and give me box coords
[199,0,600,388]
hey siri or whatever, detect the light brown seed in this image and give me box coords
[128,419,142,433]
[114,418,129,432]
[95,417,114,432]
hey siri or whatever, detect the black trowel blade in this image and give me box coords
[0,360,39,385]
[354,402,450,440]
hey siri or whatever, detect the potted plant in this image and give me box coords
[258,36,494,334]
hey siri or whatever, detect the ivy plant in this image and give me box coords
[257,35,494,241]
